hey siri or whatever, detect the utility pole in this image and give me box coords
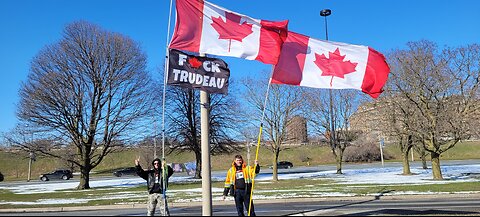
[27,152,35,182]
[200,54,212,216]
[380,138,385,167]
[27,153,32,182]
[26,124,34,182]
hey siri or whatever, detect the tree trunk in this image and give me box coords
[77,168,90,189]
[401,149,412,175]
[194,150,202,179]
[431,152,443,180]
[401,138,413,175]
[335,148,343,174]
[415,144,429,169]
[77,147,91,190]
[77,155,92,190]
[420,150,428,169]
[272,148,279,181]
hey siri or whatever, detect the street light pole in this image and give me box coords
[320,9,331,41]
[320,9,336,156]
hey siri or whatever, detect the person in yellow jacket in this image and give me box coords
[223,155,260,216]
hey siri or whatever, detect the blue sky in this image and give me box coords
[1,0,479,134]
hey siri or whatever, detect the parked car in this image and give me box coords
[39,169,73,181]
[270,161,294,169]
[113,167,138,177]
[0,172,4,182]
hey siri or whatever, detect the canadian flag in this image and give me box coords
[271,32,390,98]
[169,0,288,65]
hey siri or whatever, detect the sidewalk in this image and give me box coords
[1,193,479,213]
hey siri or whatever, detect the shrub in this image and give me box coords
[344,142,393,163]
[300,155,312,166]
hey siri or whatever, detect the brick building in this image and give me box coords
[286,115,308,144]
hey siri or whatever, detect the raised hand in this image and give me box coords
[162,160,166,170]
[135,156,141,166]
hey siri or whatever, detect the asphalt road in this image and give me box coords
[1,195,479,216]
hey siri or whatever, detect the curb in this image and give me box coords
[1,193,479,213]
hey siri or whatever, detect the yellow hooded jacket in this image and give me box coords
[224,161,259,190]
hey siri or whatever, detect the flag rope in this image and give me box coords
[248,66,274,216]
[161,0,174,215]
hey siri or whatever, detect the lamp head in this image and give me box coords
[320,9,332,17]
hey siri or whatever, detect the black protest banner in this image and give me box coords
[168,49,230,94]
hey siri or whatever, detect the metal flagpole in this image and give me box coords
[161,0,174,215]
[154,121,157,158]
[248,66,275,216]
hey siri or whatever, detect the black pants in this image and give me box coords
[234,189,256,216]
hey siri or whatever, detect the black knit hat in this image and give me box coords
[152,158,161,167]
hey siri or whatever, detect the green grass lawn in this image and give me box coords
[0,177,478,209]
[1,141,479,181]
[383,140,480,161]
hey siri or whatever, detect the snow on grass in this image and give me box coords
[0,199,91,205]
[1,163,478,205]
[169,187,224,193]
[253,164,480,185]
[4,164,478,194]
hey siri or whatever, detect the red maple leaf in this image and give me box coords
[188,57,202,69]
[314,48,358,86]
[211,12,253,52]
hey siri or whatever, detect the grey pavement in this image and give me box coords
[1,193,480,216]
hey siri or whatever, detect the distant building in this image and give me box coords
[286,115,308,144]
[349,100,393,142]
[350,101,385,135]
[350,96,480,142]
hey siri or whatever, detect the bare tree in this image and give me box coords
[136,137,159,170]
[306,89,362,174]
[243,75,304,181]
[376,94,417,175]
[13,21,155,189]
[388,40,480,180]
[164,82,241,179]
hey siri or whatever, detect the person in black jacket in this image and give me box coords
[135,157,174,216]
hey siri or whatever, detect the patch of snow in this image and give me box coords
[169,188,224,193]
[0,199,90,205]
[1,163,478,205]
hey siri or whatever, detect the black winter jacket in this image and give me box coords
[136,159,174,194]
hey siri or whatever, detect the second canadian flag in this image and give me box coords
[271,32,390,98]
